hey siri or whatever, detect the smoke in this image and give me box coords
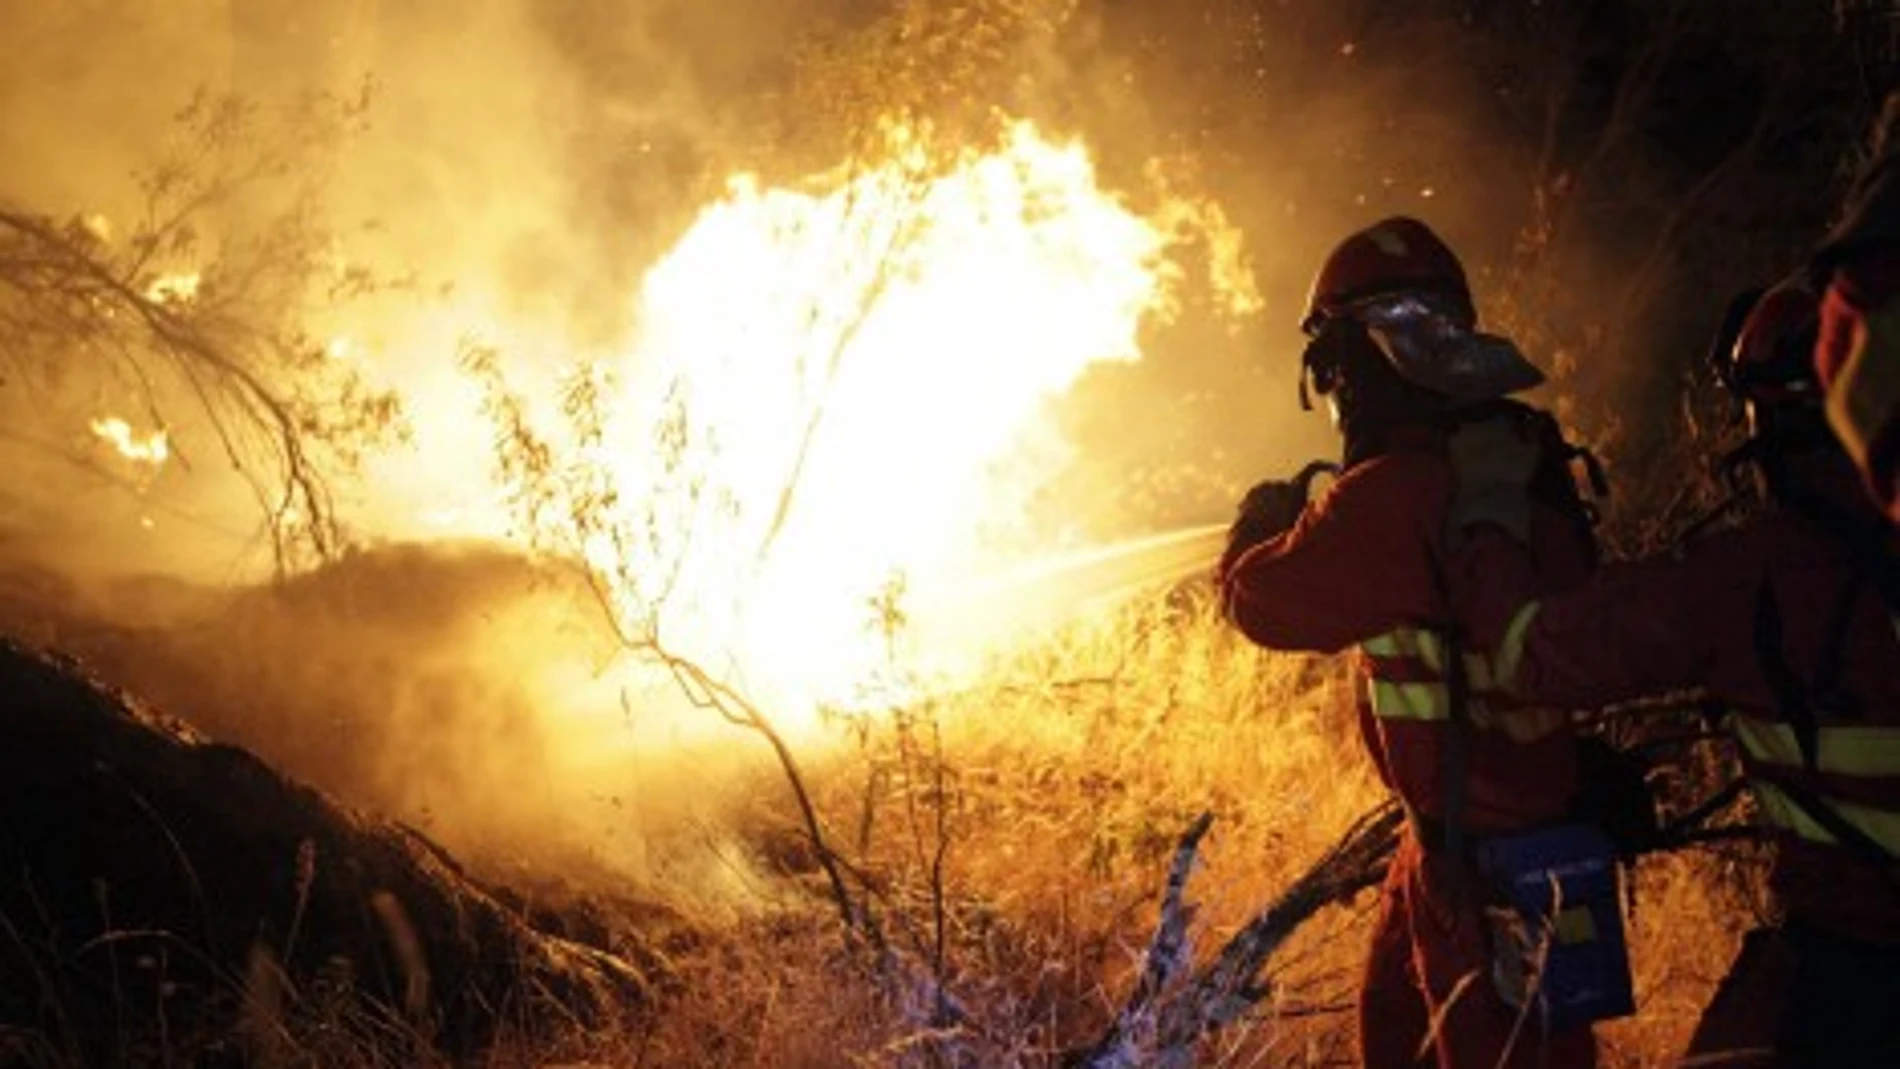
[0,0,1352,898]
[0,538,809,907]
[0,0,1584,571]
[991,1,1863,541]
[0,0,1870,906]
[0,0,864,575]
[0,0,887,903]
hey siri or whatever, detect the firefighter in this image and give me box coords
[1814,91,1900,527]
[1448,277,1900,1067]
[1219,217,1603,1068]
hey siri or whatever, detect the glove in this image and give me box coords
[1238,478,1309,535]
[1219,477,1310,576]
[1445,415,1540,548]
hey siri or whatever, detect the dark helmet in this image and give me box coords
[1714,278,1826,443]
[1300,218,1543,411]
[1302,216,1474,332]
[1707,278,1862,518]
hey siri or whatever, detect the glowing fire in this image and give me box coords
[143,271,201,305]
[380,118,1254,735]
[325,334,364,363]
[90,416,170,467]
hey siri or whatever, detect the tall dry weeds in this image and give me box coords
[604,588,1750,1067]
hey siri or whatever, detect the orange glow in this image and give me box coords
[90,415,170,467]
[142,270,200,305]
[363,117,1254,738]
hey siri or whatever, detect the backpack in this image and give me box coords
[1444,397,1609,568]
[1433,399,1646,1027]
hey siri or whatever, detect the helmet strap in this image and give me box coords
[1724,407,1854,505]
[1336,359,1451,468]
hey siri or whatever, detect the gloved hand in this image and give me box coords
[1218,476,1311,577]
[1445,414,1540,548]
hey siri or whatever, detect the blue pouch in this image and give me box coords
[1476,822,1636,1030]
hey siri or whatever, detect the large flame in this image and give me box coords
[368,118,1252,737]
[609,122,1194,705]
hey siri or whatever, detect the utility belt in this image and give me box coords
[1408,808,1637,1029]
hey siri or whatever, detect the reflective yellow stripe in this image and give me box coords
[1492,601,1543,693]
[1485,707,1568,744]
[1732,714,1900,778]
[1363,629,1447,666]
[1370,679,1449,721]
[1362,632,1403,658]
[1752,780,1900,853]
[1362,626,1557,740]
[1366,679,1569,742]
[1364,628,1495,686]
[1463,655,1497,693]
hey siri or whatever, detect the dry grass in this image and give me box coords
[0,577,1760,1067]
[617,587,1755,1067]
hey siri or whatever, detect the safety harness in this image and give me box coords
[1747,485,1900,878]
[1426,549,1474,860]
[1423,399,1609,857]
[1424,404,1639,1028]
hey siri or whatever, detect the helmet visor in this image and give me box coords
[1349,293,1545,404]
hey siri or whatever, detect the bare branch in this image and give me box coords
[1075,802,1404,1068]
[0,89,400,574]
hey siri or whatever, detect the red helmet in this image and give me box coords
[1298,218,1541,407]
[1719,278,1823,410]
[1813,266,1900,523]
[1301,216,1474,334]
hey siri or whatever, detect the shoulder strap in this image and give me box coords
[1426,401,1598,857]
[1777,485,1900,612]
[1752,573,1869,774]
[1753,580,1826,773]
[1811,575,1870,721]
[1422,543,1471,857]
[1762,769,1900,881]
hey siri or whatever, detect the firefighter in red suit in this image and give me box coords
[1450,278,1900,1067]
[1814,92,1900,527]
[1219,217,1600,1068]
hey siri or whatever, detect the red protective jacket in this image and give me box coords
[1816,257,1900,526]
[1457,489,1900,945]
[1221,425,1601,1069]
[1221,427,1591,832]
[1814,93,1900,526]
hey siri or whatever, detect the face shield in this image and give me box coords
[1351,292,1546,405]
[1299,315,1372,412]
[1301,291,1544,410]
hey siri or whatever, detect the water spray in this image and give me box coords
[913,456,1342,655]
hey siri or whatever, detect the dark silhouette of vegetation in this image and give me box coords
[0,89,404,572]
